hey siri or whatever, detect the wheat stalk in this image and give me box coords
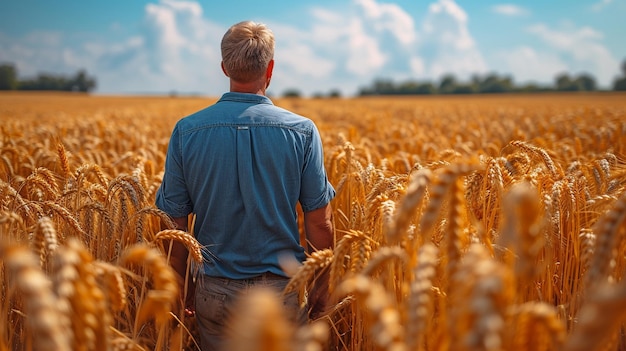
[224,287,294,351]
[1,242,72,351]
[120,244,178,329]
[406,243,439,351]
[51,238,109,351]
[336,274,406,351]
[151,229,203,264]
[285,248,334,296]
[30,216,58,269]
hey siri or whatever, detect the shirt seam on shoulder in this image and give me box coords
[180,123,313,136]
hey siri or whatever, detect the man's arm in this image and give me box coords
[303,203,334,319]
[164,216,195,316]
[304,203,334,253]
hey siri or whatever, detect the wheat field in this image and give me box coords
[1,91,625,351]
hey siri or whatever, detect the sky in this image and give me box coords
[0,0,625,97]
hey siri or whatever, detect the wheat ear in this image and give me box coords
[294,320,329,351]
[151,229,203,264]
[449,244,514,351]
[386,169,431,245]
[51,238,109,351]
[509,302,566,351]
[224,286,294,351]
[284,248,334,296]
[510,140,562,179]
[329,230,373,292]
[1,242,72,351]
[419,163,480,243]
[360,246,408,277]
[584,190,626,289]
[120,244,178,329]
[93,261,128,312]
[336,275,407,351]
[564,279,626,351]
[57,142,73,181]
[406,243,439,350]
[30,216,58,269]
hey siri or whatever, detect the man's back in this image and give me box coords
[156,92,334,279]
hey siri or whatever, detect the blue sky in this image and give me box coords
[1,0,624,96]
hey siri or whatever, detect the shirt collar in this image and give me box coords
[218,92,274,105]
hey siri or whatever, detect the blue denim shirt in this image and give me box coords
[155,92,335,279]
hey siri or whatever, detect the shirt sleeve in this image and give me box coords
[299,123,336,212]
[155,123,193,218]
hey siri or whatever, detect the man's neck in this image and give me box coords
[229,80,267,96]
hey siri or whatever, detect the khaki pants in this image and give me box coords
[194,273,307,351]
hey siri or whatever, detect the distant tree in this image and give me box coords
[13,67,97,92]
[359,78,395,95]
[555,73,578,91]
[69,69,97,92]
[328,89,342,98]
[516,82,550,93]
[0,63,18,90]
[373,79,396,94]
[614,78,626,91]
[19,73,66,90]
[470,74,482,91]
[356,69,605,96]
[452,84,475,94]
[357,87,370,96]
[282,88,301,98]
[397,81,418,95]
[574,73,596,91]
[477,73,513,93]
[555,72,597,92]
[414,82,436,95]
[614,59,626,91]
[438,74,457,94]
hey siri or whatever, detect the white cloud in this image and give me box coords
[160,0,203,17]
[102,0,225,94]
[425,0,472,50]
[421,0,488,79]
[491,4,529,17]
[526,23,618,86]
[495,46,568,84]
[592,0,613,11]
[264,20,343,95]
[527,24,604,49]
[0,0,489,96]
[410,57,426,75]
[0,0,228,94]
[354,0,416,45]
[0,31,69,77]
[346,18,388,75]
[274,41,335,78]
[428,0,467,25]
[17,0,622,96]
[266,1,411,95]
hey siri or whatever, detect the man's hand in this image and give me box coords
[167,216,195,317]
[180,274,196,317]
[303,204,334,320]
[308,268,330,320]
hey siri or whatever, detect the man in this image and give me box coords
[155,21,335,350]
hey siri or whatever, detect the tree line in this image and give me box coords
[3,58,626,97]
[359,59,626,96]
[0,63,96,93]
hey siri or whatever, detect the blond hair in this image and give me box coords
[221,21,275,83]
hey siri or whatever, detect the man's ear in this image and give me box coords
[266,59,274,80]
[265,59,274,89]
[221,61,229,77]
